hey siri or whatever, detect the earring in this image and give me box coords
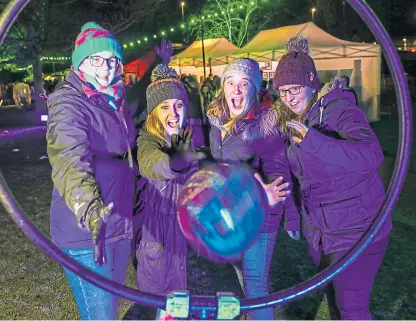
[309,72,315,82]
[312,89,316,94]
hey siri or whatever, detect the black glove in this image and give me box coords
[169,127,206,172]
[87,202,114,266]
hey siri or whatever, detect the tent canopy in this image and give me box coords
[170,38,239,67]
[231,22,379,61]
[173,22,382,122]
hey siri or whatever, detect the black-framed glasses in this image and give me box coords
[278,85,302,97]
[89,56,119,68]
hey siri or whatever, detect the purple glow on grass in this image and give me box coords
[0,126,46,141]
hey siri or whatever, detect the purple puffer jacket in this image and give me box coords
[135,128,197,296]
[47,72,136,249]
[208,107,300,233]
[285,77,392,254]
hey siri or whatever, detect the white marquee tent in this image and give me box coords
[171,22,382,121]
[170,38,239,68]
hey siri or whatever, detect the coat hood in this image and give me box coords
[315,76,357,107]
[207,107,279,141]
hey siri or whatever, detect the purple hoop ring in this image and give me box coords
[0,0,412,317]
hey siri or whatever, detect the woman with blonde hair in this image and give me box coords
[206,58,300,320]
[135,64,206,320]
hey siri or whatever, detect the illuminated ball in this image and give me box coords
[177,163,268,263]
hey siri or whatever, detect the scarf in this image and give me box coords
[72,66,125,111]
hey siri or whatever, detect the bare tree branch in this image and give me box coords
[50,0,78,7]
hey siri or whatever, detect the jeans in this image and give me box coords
[234,232,277,320]
[309,237,389,320]
[63,240,130,320]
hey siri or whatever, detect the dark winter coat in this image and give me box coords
[284,77,392,254]
[207,108,300,233]
[135,128,196,296]
[47,72,136,249]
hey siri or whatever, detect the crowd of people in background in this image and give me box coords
[0,78,62,110]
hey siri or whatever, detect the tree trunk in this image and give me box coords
[26,21,45,114]
[33,51,45,114]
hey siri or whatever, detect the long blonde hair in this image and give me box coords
[274,92,318,137]
[206,87,259,134]
[145,108,167,141]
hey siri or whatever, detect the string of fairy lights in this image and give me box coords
[40,1,259,62]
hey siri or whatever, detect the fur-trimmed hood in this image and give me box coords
[308,75,357,124]
[207,107,279,141]
[316,75,356,105]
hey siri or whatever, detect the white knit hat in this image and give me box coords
[221,58,262,92]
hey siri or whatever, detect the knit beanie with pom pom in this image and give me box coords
[72,22,122,69]
[273,36,321,91]
[146,64,188,114]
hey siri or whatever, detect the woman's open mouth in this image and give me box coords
[232,97,244,109]
[167,119,180,128]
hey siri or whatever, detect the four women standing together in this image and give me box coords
[47,21,390,320]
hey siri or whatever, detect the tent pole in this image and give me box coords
[201,23,207,79]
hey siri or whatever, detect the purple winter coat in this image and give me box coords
[47,72,136,249]
[284,77,392,254]
[135,128,196,296]
[207,107,300,233]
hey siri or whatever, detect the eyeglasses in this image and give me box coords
[278,85,302,97]
[89,56,119,68]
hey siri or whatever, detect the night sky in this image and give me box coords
[120,0,414,43]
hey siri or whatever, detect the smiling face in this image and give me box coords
[79,51,119,87]
[223,73,256,119]
[155,99,186,136]
[278,84,314,115]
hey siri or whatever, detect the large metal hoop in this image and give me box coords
[0,0,412,317]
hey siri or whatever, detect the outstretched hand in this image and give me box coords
[170,127,206,171]
[254,174,290,207]
[155,39,173,65]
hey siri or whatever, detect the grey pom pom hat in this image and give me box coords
[146,64,188,114]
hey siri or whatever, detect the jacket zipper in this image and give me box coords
[305,97,324,125]
[115,110,134,169]
[114,110,134,239]
[319,106,324,125]
[219,123,245,156]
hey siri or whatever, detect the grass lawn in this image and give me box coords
[0,115,415,319]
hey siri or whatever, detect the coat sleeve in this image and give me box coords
[300,102,384,172]
[46,102,104,229]
[137,133,180,181]
[258,133,300,231]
